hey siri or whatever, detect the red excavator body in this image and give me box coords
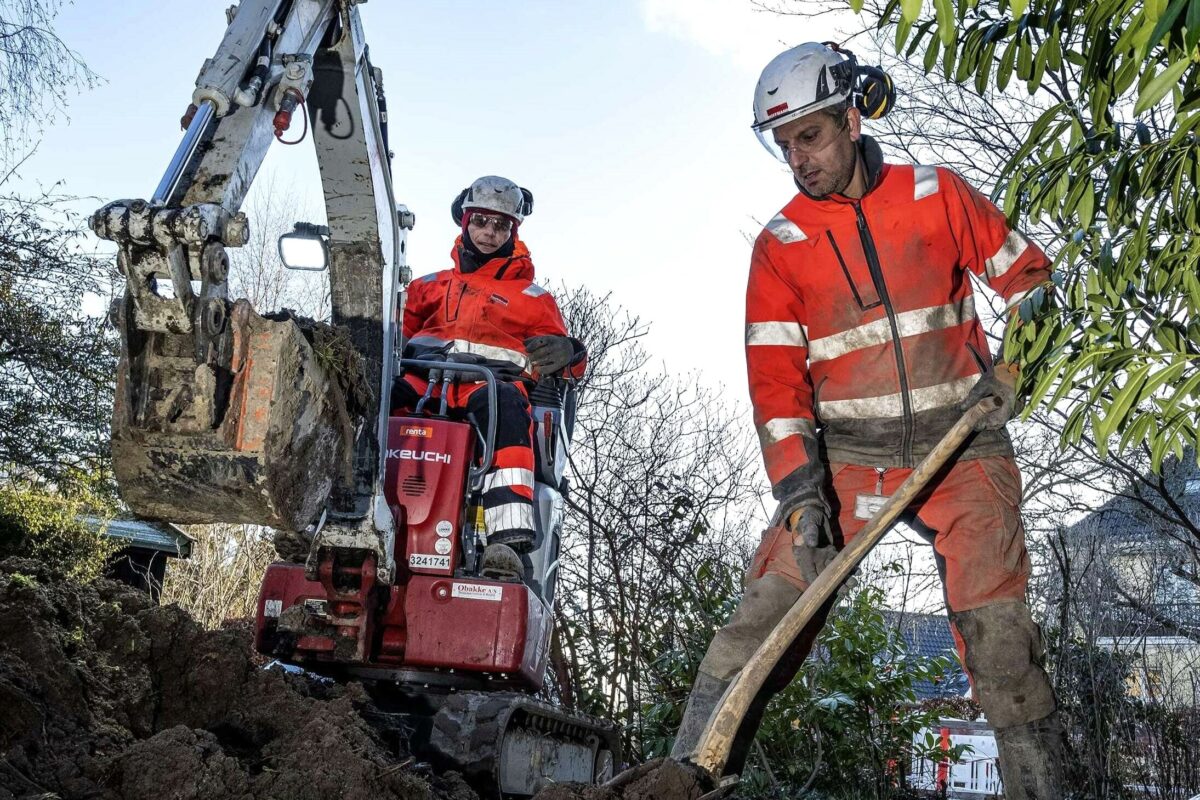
[254,414,551,688]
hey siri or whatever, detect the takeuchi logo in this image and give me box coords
[386,449,450,464]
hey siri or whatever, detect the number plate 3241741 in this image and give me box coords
[409,553,451,570]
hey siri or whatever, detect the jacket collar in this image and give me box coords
[450,235,535,281]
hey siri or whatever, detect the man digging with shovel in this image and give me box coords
[670,43,1067,799]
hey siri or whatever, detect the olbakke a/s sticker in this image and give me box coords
[452,582,503,602]
[434,538,452,555]
[436,520,453,537]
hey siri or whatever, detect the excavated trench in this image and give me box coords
[0,558,711,800]
[0,558,475,800]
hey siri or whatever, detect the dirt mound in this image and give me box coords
[0,558,477,800]
[532,758,714,800]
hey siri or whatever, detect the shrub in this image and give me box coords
[0,482,117,581]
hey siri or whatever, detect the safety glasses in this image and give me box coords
[468,213,514,233]
[765,117,849,162]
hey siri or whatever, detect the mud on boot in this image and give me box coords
[480,542,525,582]
[993,712,1068,800]
[670,671,731,761]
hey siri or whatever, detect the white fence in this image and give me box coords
[909,719,1002,798]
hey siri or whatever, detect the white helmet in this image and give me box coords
[751,43,855,158]
[451,175,534,225]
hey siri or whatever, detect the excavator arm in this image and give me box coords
[90,0,410,584]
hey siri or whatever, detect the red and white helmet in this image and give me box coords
[451,176,534,225]
[751,43,855,157]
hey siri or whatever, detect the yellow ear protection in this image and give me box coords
[822,42,896,120]
[856,63,895,119]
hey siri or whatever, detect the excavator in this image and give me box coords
[89,2,618,796]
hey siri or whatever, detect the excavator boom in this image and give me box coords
[91,0,407,581]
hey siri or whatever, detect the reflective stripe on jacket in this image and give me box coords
[746,143,1051,494]
[403,236,587,380]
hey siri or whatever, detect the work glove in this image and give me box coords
[959,360,1020,430]
[524,335,574,376]
[786,503,839,588]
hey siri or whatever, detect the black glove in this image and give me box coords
[524,335,574,376]
[959,361,1020,430]
[786,504,838,587]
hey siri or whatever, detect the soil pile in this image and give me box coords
[532,758,714,800]
[0,558,477,800]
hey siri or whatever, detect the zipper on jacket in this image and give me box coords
[854,201,914,467]
[828,231,881,311]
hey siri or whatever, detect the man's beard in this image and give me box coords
[825,157,856,196]
[800,142,858,198]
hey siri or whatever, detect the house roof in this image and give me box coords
[81,516,193,558]
[1063,449,1200,543]
[883,611,970,700]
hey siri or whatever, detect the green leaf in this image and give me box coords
[1029,34,1050,92]
[896,15,915,51]
[901,0,923,22]
[997,36,1018,91]
[1114,55,1141,97]
[1147,0,1188,54]
[1079,179,1096,227]
[1046,30,1063,72]
[935,0,956,45]
[943,38,959,80]
[1017,35,1033,80]
[1135,57,1193,114]
[849,0,865,11]
[924,35,942,72]
[1160,369,1200,421]
[976,41,997,93]
[1189,0,1200,48]
[1011,0,1029,18]
[1095,364,1150,444]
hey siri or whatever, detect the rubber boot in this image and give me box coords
[994,712,1068,800]
[670,671,731,761]
[480,542,524,582]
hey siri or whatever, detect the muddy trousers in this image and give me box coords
[672,457,1064,798]
[392,376,537,547]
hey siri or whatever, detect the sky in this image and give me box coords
[10,0,847,390]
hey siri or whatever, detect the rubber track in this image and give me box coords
[427,690,621,798]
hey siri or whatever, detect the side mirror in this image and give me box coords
[278,222,330,271]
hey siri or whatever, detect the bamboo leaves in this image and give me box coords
[845,0,1200,467]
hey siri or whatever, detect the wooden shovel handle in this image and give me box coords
[692,397,1001,776]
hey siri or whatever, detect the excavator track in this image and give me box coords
[428,691,619,798]
[363,688,619,798]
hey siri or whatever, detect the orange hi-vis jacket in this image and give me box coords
[746,138,1051,497]
[403,236,586,380]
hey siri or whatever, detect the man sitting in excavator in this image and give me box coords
[392,175,587,580]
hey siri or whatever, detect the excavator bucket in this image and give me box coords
[111,297,359,532]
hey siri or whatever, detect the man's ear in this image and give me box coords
[847,107,863,142]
